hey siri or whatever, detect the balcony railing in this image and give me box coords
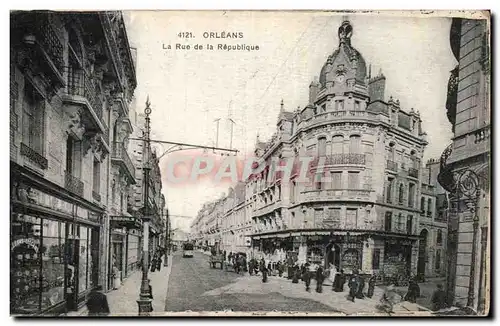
[20,143,48,170]
[65,67,104,124]
[302,188,371,203]
[408,168,419,178]
[312,153,366,168]
[92,190,101,202]
[112,142,135,183]
[65,172,84,197]
[100,12,125,86]
[36,15,64,74]
[386,160,398,172]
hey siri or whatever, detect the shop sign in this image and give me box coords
[11,238,40,253]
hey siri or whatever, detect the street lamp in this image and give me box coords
[164,208,169,267]
[137,97,153,315]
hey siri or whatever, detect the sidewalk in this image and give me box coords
[66,254,173,316]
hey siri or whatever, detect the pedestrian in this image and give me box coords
[315,265,324,293]
[287,257,293,279]
[356,274,365,299]
[431,284,447,311]
[292,264,300,284]
[367,274,376,298]
[348,270,360,302]
[150,253,157,273]
[248,259,254,276]
[148,279,154,300]
[328,263,337,285]
[156,253,162,272]
[278,261,285,277]
[404,277,420,303]
[379,284,397,315]
[300,264,306,281]
[261,259,268,283]
[86,285,110,316]
[333,269,345,292]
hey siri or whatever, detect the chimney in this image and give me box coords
[309,78,319,104]
[368,71,386,102]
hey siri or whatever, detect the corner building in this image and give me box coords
[248,19,428,278]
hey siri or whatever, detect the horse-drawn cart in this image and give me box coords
[209,252,224,269]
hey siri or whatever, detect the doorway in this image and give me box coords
[325,242,340,270]
[417,229,428,280]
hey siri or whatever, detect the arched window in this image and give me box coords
[332,135,344,154]
[318,136,327,157]
[349,135,361,154]
[398,183,404,204]
[427,198,432,217]
[437,230,443,245]
[421,197,426,215]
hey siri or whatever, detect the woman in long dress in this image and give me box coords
[328,263,337,285]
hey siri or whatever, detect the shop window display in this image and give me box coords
[79,226,88,293]
[11,214,42,314]
[40,219,65,310]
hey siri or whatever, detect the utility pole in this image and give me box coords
[214,118,221,148]
[228,118,235,150]
[137,97,153,315]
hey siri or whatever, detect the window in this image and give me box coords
[328,208,341,226]
[290,181,296,203]
[421,197,426,215]
[332,135,344,154]
[92,159,100,194]
[22,82,45,154]
[372,249,381,269]
[437,230,443,245]
[315,173,323,190]
[388,143,395,161]
[349,135,361,154]
[386,177,394,203]
[346,208,358,228]
[335,100,344,111]
[66,137,82,178]
[355,100,361,111]
[314,209,323,227]
[408,183,415,207]
[318,137,327,157]
[331,172,342,189]
[435,249,441,271]
[348,171,359,189]
[398,183,405,204]
[406,215,413,234]
[384,212,392,232]
[427,198,433,217]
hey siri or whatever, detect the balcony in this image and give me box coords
[302,188,371,203]
[408,168,419,178]
[386,160,398,172]
[20,143,48,170]
[65,172,84,197]
[299,110,391,132]
[311,153,366,168]
[112,142,136,184]
[11,13,65,89]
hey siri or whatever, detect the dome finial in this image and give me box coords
[338,19,353,45]
[280,99,284,112]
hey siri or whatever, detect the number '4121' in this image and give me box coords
[178,32,194,38]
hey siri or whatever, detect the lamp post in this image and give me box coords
[137,97,153,315]
[164,208,169,267]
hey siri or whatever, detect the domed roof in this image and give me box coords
[318,20,367,87]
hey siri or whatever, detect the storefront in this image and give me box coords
[10,163,103,315]
[109,214,142,287]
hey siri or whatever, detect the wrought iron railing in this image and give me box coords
[408,168,419,178]
[386,160,398,172]
[312,153,365,167]
[64,66,104,125]
[112,142,135,180]
[65,172,84,197]
[100,12,125,85]
[20,143,48,170]
[36,15,64,73]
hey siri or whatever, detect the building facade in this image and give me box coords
[245,19,428,277]
[417,158,448,280]
[438,17,490,313]
[10,11,136,314]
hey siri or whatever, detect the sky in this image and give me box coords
[123,11,457,233]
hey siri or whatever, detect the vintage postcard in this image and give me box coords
[9,9,490,317]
